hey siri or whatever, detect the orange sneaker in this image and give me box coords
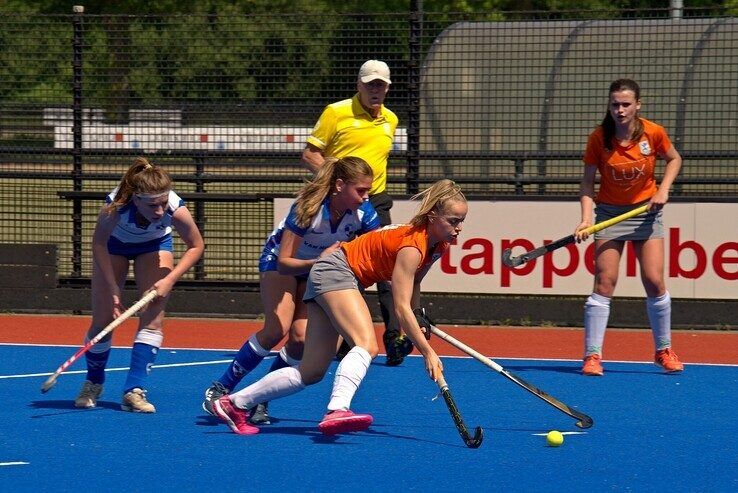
[655,348,684,373]
[582,354,604,376]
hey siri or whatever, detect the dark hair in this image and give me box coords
[601,78,644,151]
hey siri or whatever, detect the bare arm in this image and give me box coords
[391,247,443,381]
[301,144,325,174]
[651,144,682,209]
[575,165,597,241]
[158,206,204,297]
[276,229,340,276]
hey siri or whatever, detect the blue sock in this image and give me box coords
[217,334,270,390]
[267,354,290,373]
[123,342,158,393]
[84,338,111,385]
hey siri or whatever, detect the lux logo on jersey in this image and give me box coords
[611,163,645,181]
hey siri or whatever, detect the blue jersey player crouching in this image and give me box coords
[74,157,204,413]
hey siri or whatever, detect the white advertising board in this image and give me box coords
[275,199,738,299]
[54,124,407,152]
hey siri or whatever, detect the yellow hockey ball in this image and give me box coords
[546,430,564,447]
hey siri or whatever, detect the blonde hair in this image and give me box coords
[293,156,373,228]
[409,179,466,228]
[105,157,172,213]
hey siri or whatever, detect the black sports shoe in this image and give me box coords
[248,402,271,425]
[384,331,414,366]
[202,381,229,416]
[335,340,351,361]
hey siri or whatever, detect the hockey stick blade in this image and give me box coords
[498,368,593,429]
[40,290,158,393]
[430,325,593,429]
[502,235,575,267]
[437,374,484,448]
[501,203,651,268]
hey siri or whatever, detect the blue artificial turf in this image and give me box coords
[1,344,736,492]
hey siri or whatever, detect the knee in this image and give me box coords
[642,279,666,297]
[593,278,616,297]
[288,324,306,346]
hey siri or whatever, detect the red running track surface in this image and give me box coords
[1,314,735,364]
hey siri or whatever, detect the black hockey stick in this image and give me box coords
[501,203,650,267]
[435,372,484,448]
[431,325,593,429]
[414,308,592,429]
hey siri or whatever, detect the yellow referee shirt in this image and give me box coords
[306,94,399,195]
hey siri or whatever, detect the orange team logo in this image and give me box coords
[639,140,652,156]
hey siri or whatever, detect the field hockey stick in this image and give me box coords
[435,372,484,448]
[40,289,158,393]
[501,203,650,268]
[425,322,593,429]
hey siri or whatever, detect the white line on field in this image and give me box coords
[532,431,588,436]
[0,461,29,466]
[0,359,232,380]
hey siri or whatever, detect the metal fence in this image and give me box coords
[1,7,737,285]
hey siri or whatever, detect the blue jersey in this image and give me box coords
[105,189,185,244]
[259,197,380,273]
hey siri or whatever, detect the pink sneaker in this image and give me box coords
[213,395,259,435]
[318,410,373,436]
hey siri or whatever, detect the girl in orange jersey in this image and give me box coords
[212,179,467,436]
[575,79,684,376]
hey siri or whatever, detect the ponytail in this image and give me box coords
[105,157,172,212]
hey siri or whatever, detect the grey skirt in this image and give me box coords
[303,249,361,302]
[594,202,663,241]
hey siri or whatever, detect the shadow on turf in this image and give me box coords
[28,399,122,416]
[199,414,489,448]
[195,413,282,427]
[502,363,667,376]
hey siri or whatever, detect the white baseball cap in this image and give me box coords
[359,59,391,84]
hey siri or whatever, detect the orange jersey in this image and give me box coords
[341,224,448,288]
[583,118,673,205]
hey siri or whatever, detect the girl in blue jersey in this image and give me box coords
[74,157,204,413]
[201,156,379,423]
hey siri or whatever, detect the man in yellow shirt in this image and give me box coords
[302,59,410,366]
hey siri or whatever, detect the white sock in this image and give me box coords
[647,291,672,351]
[279,346,301,367]
[584,293,611,357]
[230,367,305,410]
[327,346,373,412]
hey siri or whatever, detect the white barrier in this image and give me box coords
[53,124,407,152]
